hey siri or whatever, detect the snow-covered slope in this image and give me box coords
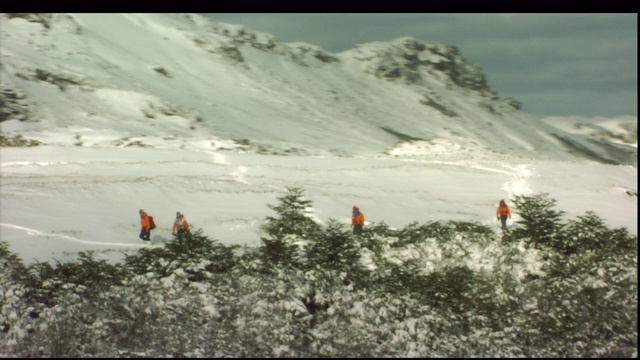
[0,13,636,265]
[1,13,636,163]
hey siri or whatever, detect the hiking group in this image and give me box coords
[348,200,511,235]
[138,199,511,241]
[138,209,189,241]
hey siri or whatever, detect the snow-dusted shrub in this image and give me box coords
[97,271,212,357]
[0,192,636,357]
[517,258,637,356]
[515,214,637,357]
[0,242,44,357]
[559,211,636,255]
[511,193,566,250]
[27,285,115,357]
[259,187,321,270]
[25,251,125,307]
[124,229,239,282]
[305,219,362,274]
[393,220,495,248]
[0,242,29,286]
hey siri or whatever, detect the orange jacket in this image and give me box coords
[172,218,190,233]
[140,212,150,230]
[352,212,364,226]
[496,203,511,218]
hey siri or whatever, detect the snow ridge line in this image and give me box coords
[0,223,148,248]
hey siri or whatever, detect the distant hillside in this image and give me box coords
[0,13,636,165]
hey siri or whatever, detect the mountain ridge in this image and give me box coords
[0,13,636,165]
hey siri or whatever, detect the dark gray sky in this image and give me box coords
[204,13,637,118]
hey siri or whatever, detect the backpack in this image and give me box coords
[149,216,156,230]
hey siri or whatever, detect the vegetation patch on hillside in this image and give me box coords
[379,126,426,142]
[419,97,459,117]
[0,133,43,147]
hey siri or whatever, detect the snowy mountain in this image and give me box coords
[0,13,637,265]
[1,13,636,163]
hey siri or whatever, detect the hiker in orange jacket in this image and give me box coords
[139,209,151,241]
[351,206,365,235]
[496,199,511,229]
[172,211,190,239]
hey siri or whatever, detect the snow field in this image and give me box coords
[0,146,636,264]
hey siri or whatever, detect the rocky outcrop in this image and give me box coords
[15,68,92,91]
[5,13,82,34]
[188,20,338,67]
[349,37,498,98]
[285,43,339,67]
[6,13,54,29]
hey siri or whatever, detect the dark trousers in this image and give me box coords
[176,228,187,239]
[353,224,363,235]
[500,215,508,228]
[139,228,150,241]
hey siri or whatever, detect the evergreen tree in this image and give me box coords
[259,187,321,269]
[560,211,636,255]
[306,219,361,273]
[0,241,29,286]
[511,193,565,250]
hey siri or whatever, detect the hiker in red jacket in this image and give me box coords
[139,209,151,241]
[172,211,190,239]
[351,206,365,235]
[496,199,512,229]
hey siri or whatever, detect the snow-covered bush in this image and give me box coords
[124,229,239,282]
[259,187,321,269]
[559,211,636,255]
[511,193,566,249]
[0,193,636,357]
[305,219,362,273]
[25,251,125,307]
[0,242,43,357]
